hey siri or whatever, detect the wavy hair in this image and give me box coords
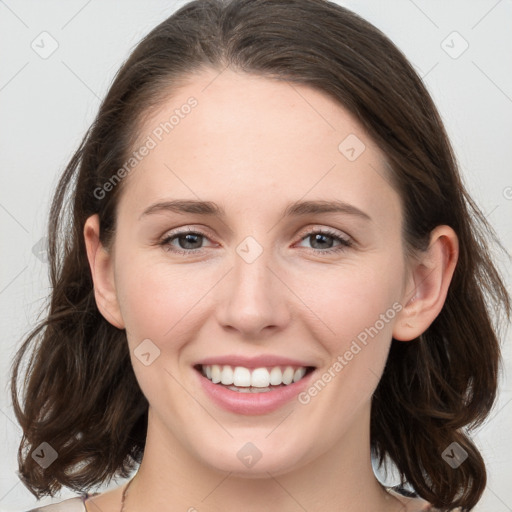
[10,1,510,510]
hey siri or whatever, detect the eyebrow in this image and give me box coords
[138,199,371,222]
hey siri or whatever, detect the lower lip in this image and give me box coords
[195,368,315,415]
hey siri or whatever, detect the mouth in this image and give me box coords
[194,364,316,393]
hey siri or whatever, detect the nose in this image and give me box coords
[215,246,292,339]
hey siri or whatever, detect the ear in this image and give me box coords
[393,225,459,341]
[83,214,125,329]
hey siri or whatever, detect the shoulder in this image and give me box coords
[386,486,463,511]
[25,494,95,512]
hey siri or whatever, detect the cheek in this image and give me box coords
[114,252,219,343]
[292,262,404,428]
[295,256,405,355]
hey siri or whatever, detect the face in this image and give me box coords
[101,68,412,476]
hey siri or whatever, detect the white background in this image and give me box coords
[1,1,511,510]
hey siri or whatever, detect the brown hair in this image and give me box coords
[10,0,510,510]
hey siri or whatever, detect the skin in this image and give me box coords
[84,68,458,512]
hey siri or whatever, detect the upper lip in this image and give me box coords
[194,355,316,369]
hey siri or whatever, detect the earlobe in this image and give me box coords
[83,214,125,329]
[393,225,459,342]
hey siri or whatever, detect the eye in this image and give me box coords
[157,226,353,256]
[296,228,352,255]
[159,227,215,255]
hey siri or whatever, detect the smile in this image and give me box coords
[198,364,313,392]
[194,361,316,415]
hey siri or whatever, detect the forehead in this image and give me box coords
[119,68,400,226]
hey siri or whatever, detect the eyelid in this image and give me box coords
[158,224,354,255]
[294,226,353,253]
[158,226,216,251]
[296,225,352,243]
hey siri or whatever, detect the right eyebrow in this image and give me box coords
[138,199,226,220]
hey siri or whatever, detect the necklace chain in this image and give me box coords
[118,478,405,511]
[119,477,135,512]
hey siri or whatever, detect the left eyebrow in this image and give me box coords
[283,199,372,222]
[138,198,371,222]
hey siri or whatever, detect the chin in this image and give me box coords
[194,436,313,478]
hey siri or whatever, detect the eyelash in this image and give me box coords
[158,227,353,256]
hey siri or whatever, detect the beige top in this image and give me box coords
[25,487,462,511]
[26,496,88,512]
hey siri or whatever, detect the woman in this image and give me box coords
[10,0,510,511]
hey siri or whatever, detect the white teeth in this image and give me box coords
[251,368,270,387]
[293,367,307,382]
[211,364,221,384]
[282,367,294,385]
[233,366,251,387]
[226,385,273,393]
[200,364,310,388]
[220,365,234,385]
[269,367,282,386]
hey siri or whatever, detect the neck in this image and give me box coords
[124,406,396,512]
